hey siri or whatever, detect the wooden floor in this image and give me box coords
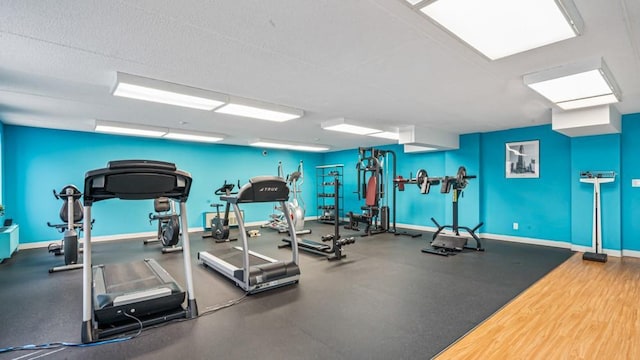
[436,252,640,359]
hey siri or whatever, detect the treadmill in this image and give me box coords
[81,160,198,343]
[198,176,300,294]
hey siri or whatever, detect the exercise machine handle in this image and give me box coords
[214,180,240,196]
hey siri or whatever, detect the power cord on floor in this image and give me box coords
[199,294,248,317]
[0,294,249,354]
[0,337,133,354]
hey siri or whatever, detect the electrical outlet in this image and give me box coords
[513,222,519,230]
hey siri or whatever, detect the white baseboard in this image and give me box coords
[19,228,208,250]
[395,222,439,233]
[569,244,592,253]
[480,233,629,258]
[622,249,640,258]
[18,223,640,259]
[480,232,572,249]
[570,244,622,257]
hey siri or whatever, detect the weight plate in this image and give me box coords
[416,169,427,189]
[456,166,467,189]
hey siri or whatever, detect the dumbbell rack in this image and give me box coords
[282,175,355,260]
[316,164,344,224]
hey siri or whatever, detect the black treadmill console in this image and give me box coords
[108,159,177,171]
[225,176,289,203]
[84,160,192,204]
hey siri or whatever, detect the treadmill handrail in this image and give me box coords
[83,160,192,205]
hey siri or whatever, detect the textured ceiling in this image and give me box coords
[1,0,639,151]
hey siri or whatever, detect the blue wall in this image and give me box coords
[0,121,3,206]
[479,125,572,241]
[4,113,640,252]
[444,133,481,228]
[3,126,323,243]
[570,134,621,250]
[621,113,640,251]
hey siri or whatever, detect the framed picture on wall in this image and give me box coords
[505,140,539,178]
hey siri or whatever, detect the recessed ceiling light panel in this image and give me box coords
[419,0,583,60]
[524,58,621,110]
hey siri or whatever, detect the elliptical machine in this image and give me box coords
[286,160,311,235]
[262,161,311,235]
[203,180,239,242]
[145,197,183,253]
[47,185,89,273]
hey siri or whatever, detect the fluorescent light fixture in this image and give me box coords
[95,120,167,137]
[249,139,329,152]
[321,118,382,135]
[556,94,620,111]
[404,144,437,153]
[524,58,621,110]
[369,131,399,140]
[399,125,459,150]
[215,97,303,122]
[404,0,423,5]
[112,72,227,110]
[163,130,224,143]
[419,0,583,60]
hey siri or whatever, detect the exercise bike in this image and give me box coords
[203,180,239,243]
[145,197,183,253]
[47,185,91,273]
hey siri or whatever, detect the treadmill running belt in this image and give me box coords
[214,247,271,268]
[103,261,164,293]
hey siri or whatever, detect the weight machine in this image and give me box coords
[346,147,414,237]
[395,166,484,256]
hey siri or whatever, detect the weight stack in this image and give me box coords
[381,206,390,230]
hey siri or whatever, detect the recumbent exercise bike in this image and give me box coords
[145,197,183,253]
[47,185,93,273]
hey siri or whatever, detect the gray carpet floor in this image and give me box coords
[0,222,573,360]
